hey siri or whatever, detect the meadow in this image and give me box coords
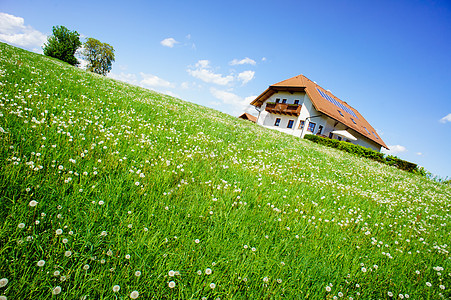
[0,42,449,299]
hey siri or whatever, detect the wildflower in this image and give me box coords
[60,276,66,282]
[361,267,367,273]
[195,239,200,244]
[18,223,25,229]
[263,277,269,282]
[387,291,393,297]
[107,249,113,256]
[130,290,139,299]
[0,278,8,287]
[56,229,63,235]
[65,251,72,257]
[205,268,212,275]
[125,254,131,259]
[83,264,90,270]
[135,271,141,277]
[168,270,175,277]
[210,283,216,289]
[128,224,133,229]
[101,231,107,236]
[52,286,62,295]
[98,200,104,205]
[439,285,445,290]
[0,296,7,300]
[325,286,331,292]
[168,281,176,288]
[197,270,202,275]
[53,271,60,276]
[113,285,120,292]
[62,238,68,244]
[37,260,45,267]
[277,279,282,283]
[338,292,343,297]
[29,200,38,207]
[251,247,256,252]
[426,282,432,287]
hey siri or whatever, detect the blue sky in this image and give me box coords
[1,0,450,178]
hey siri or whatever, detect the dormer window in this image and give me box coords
[338,110,344,117]
[282,99,287,104]
[294,100,300,105]
[275,98,280,103]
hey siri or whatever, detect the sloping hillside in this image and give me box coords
[0,43,449,299]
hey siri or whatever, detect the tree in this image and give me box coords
[83,38,115,76]
[43,26,81,66]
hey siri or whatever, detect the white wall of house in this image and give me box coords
[255,91,382,151]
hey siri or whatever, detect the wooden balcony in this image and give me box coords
[265,102,302,116]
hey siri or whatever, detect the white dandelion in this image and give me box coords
[65,251,72,257]
[56,229,63,235]
[130,290,139,299]
[168,270,175,277]
[29,200,38,207]
[209,283,216,289]
[135,271,141,277]
[112,285,120,292]
[52,286,62,295]
[0,278,8,287]
[18,223,25,229]
[205,268,212,275]
[37,260,45,267]
[168,281,176,288]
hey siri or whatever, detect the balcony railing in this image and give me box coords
[265,102,302,116]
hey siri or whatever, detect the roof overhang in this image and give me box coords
[251,86,306,107]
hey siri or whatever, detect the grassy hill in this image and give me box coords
[0,42,449,299]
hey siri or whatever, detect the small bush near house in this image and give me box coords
[304,134,416,171]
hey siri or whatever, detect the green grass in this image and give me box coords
[0,42,450,299]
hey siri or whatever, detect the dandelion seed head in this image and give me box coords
[113,285,120,292]
[205,268,212,275]
[0,278,8,287]
[210,283,216,289]
[18,223,25,229]
[135,271,141,277]
[168,281,176,288]
[168,270,175,277]
[37,260,45,267]
[56,229,63,235]
[52,286,62,295]
[29,200,38,207]
[130,290,139,299]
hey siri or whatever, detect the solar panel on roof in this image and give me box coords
[315,88,359,119]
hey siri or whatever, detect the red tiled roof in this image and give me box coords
[239,112,257,123]
[251,74,388,149]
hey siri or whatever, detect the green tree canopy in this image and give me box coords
[83,38,115,76]
[43,26,81,66]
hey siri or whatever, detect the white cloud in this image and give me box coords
[187,60,234,85]
[0,13,47,53]
[108,72,138,85]
[439,113,451,123]
[229,57,256,66]
[382,145,408,155]
[160,37,179,48]
[238,70,255,85]
[416,152,423,156]
[139,72,174,88]
[210,87,256,116]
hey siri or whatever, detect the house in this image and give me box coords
[251,74,388,151]
[238,112,257,123]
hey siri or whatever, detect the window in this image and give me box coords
[287,120,294,128]
[317,125,323,135]
[307,122,316,132]
[338,110,344,117]
[351,118,356,124]
[274,118,281,126]
[337,136,342,141]
[294,100,300,105]
[298,120,305,130]
[282,99,287,104]
[329,132,333,138]
[275,98,280,103]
